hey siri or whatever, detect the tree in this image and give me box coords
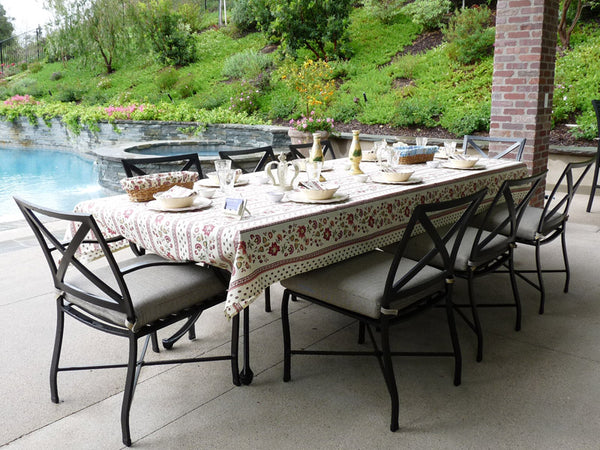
[269,0,354,60]
[0,3,14,41]
[558,0,600,48]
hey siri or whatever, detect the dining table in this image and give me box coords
[73,155,528,383]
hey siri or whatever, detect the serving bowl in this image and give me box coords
[300,183,339,201]
[447,157,479,169]
[380,170,414,182]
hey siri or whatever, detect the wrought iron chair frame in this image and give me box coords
[14,197,240,446]
[281,189,487,432]
[218,145,276,173]
[462,135,527,161]
[287,140,336,160]
[586,99,600,212]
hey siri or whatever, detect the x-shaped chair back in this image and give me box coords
[121,153,203,178]
[463,135,526,161]
[218,146,276,173]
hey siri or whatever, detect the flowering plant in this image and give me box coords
[4,94,39,106]
[289,110,334,133]
[229,81,260,115]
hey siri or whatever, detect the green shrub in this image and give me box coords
[231,0,272,32]
[28,62,43,74]
[440,100,491,136]
[156,67,179,91]
[391,96,443,128]
[229,80,261,114]
[50,72,62,81]
[174,73,196,99]
[401,0,452,30]
[444,6,496,65]
[362,0,406,25]
[222,50,273,80]
[329,98,362,123]
[265,92,297,119]
[56,86,85,103]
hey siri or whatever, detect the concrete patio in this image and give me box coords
[1,189,599,449]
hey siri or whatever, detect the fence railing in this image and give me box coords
[0,27,45,77]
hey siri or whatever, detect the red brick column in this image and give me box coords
[490,0,560,205]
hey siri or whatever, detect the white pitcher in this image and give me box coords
[265,153,300,191]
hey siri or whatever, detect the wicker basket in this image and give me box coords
[393,145,438,165]
[120,171,199,202]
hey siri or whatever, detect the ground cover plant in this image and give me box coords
[0,1,598,140]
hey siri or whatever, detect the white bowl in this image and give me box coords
[266,191,284,202]
[426,160,441,168]
[154,192,197,209]
[196,187,216,198]
[300,183,339,200]
[355,174,369,183]
[380,170,414,182]
[447,158,478,169]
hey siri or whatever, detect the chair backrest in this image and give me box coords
[218,146,276,173]
[540,158,595,231]
[121,153,204,179]
[14,197,136,321]
[462,135,526,161]
[593,100,600,141]
[382,188,487,308]
[472,171,547,264]
[288,140,336,160]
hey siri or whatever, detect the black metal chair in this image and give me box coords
[586,99,600,212]
[218,145,276,173]
[402,172,546,362]
[287,140,336,160]
[280,189,486,432]
[121,152,204,178]
[121,153,204,348]
[462,135,527,161]
[491,159,595,314]
[14,197,240,447]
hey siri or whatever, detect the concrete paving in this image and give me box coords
[1,192,599,449]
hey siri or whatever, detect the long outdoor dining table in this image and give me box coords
[74,157,528,319]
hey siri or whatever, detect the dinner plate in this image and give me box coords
[196,178,250,188]
[371,176,423,185]
[442,163,486,170]
[147,197,212,212]
[287,192,349,204]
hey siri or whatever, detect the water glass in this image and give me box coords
[218,169,238,194]
[416,137,428,147]
[214,159,232,192]
[305,160,323,182]
[444,141,457,157]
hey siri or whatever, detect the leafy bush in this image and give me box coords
[279,59,336,117]
[174,73,197,99]
[444,5,496,65]
[401,0,452,30]
[391,97,443,128]
[28,62,43,74]
[231,0,272,32]
[50,72,62,81]
[222,50,273,80]
[362,0,406,24]
[56,86,85,103]
[229,81,261,114]
[156,67,179,91]
[440,100,491,136]
[9,78,43,97]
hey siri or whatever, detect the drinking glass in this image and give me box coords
[416,137,428,146]
[444,141,457,158]
[305,160,322,182]
[218,169,238,194]
[214,159,232,192]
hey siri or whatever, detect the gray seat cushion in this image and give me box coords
[481,206,565,241]
[281,250,445,319]
[64,254,226,332]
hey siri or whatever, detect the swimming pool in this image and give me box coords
[1,148,115,223]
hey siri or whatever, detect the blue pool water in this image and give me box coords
[1,148,114,223]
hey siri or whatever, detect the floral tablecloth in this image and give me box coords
[74,158,528,318]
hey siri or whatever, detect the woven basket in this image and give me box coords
[396,153,435,165]
[120,171,199,202]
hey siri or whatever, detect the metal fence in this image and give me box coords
[0,28,45,77]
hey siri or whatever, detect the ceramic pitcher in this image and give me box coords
[265,153,300,191]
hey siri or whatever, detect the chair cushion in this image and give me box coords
[281,250,445,319]
[481,206,565,241]
[402,226,511,272]
[64,254,226,332]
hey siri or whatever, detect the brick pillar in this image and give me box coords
[490,0,560,205]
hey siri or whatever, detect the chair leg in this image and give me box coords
[162,311,202,350]
[150,332,160,353]
[586,158,599,212]
[281,290,292,382]
[230,314,241,386]
[535,243,546,315]
[444,284,462,386]
[467,274,484,362]
[560,229,570,294]
[380,321,399,432]
[50,299,65,404]
[508,251,522,332]
[265,286,271,313]
[121,336,138,447]
[358,321,366,344]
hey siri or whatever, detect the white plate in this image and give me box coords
[371,176,423,185]
[147,197,212,212]
[196,178,250,188]
[299,164,334,172]
[287,192,349,204]
[442,163,486,170]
